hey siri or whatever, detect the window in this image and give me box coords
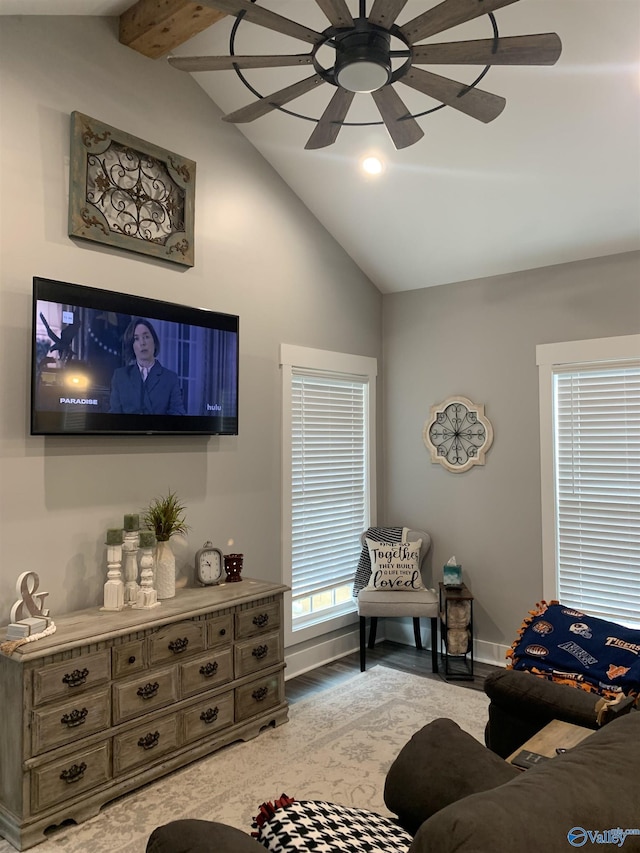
[281,345,377,644]
[537,335,640,627]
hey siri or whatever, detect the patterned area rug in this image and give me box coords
[1,666,489,853]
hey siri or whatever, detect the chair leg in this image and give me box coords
[430,617,438,673]
[359,617,367,672]
[368,616,378,649]
[413,617,423,649]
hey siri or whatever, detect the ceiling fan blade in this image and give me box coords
[305,88,355,149]
[368,0,410,28]
[411,33,562,66]
[168,54,314,72]
[314,0,354,28]
[222,74,325,123]
[198,0,324,45]
[399,67,505,122]
[400,0,520,44]
[371,86,425,149]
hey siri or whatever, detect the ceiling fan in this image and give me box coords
[168,0,562,150]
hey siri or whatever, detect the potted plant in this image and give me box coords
[142,490,190,599]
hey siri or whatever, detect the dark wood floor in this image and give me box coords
[285,640,500,704]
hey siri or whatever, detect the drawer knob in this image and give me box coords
[60,762,87,784]
[137,681,160,700]
[138,731,160,750]
[168,637,189,654]
[252,644,269,660]
[62,668,89,688]
[200,706,219,725]
[252,686,269,702]
[128,655,136,664]
[253,613,269,629]
[60,708,88,728]
[219,628,226,636]
[199,661,219,678]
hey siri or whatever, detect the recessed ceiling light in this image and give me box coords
[361,156,384,176]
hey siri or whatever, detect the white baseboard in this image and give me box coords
[474,639,509,667]
[285,622,508,681]
[285,627,361,680]
[385,621,508,668]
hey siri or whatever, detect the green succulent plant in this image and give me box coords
[142,490,190,542]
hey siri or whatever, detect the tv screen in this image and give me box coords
[31,277,239,436]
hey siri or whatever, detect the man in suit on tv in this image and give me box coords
[110,318,186,415]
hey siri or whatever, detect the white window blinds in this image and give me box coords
[553,363,640,627]
[291,370,369,611]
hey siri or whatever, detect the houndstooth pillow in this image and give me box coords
[254,799,412,853]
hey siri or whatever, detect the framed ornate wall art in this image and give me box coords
[423,396,494,473]
[68,111,195,267]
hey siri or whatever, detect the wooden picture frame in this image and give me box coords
[68,111,195,267]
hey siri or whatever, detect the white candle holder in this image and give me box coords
[134,532,160,609]
[123,528,140,606]
[101,540,125,611]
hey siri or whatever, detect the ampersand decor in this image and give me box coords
[9,572,51,623]
[423,396,494,473]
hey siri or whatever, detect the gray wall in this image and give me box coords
[1,16,637,667]
[0,16,382,623]
[382,252,640,660]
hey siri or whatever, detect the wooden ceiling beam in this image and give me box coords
[119,0,227,60]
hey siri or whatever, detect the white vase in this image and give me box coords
[156,539,176,599]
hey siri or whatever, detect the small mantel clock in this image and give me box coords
[195,541,224,586]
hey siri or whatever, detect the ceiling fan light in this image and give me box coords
[337,60,390,93]
[334,25,392,94]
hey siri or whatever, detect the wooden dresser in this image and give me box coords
[0,579,288,851]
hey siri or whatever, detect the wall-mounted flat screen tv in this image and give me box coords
[31,277,239,436]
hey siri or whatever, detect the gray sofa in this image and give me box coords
[409,711,640,853]
[483,667,637,758]
[483,667,606,758]
[147,711,640,853]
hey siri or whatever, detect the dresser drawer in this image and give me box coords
[113,713,179,775]
[149,621,205,665]
[33,650,111,706]
[235,601,281,640]
[31,741,111,813]
[207,614,232,648]
[112,640,146,679]
[112,666,178,724]
[235,673,284,723]
[32,687,111,756]
[234,632,282,678]
[181,648,233,698]
[182,691,234,744]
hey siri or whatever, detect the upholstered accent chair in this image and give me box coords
[356,528,438,673]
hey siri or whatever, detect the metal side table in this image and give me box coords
[439,582,474,681]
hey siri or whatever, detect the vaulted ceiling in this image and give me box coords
[2,0,639,293]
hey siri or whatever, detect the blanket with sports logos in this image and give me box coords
[507,601,640,700]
